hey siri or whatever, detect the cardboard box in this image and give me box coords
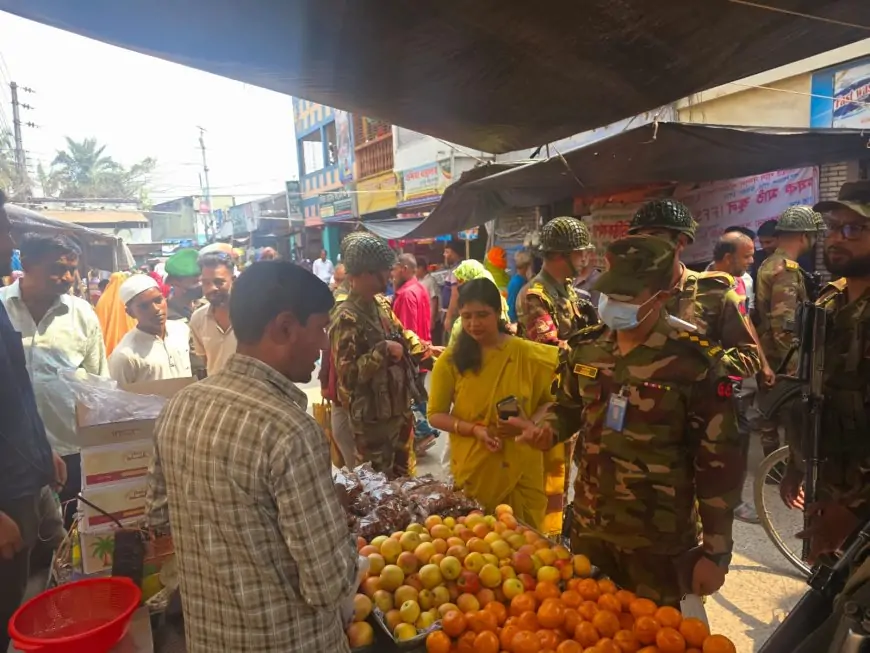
[75,377,194,448]
[80,440,154,488]
[79,528,174,577]
[79,478,148,532]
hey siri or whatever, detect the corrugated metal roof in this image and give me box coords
[41,210,149,225]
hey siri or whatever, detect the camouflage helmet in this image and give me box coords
[342,232,396,275]
[628,199,698,242]
[593,235,676,301]
[775,206,822,233]
[339,230,369,260]
[539,216,591,253]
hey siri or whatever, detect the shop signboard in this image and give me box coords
[399,160,453,208]
[357,172,400,215]
[675,166,818,263]
[319,188,355,222]
[285,180,303,224]
[811,56,870,128]
[335,110,355,183]
[583,207,639,269]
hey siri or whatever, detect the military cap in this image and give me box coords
[164,248,201,278]
[340,230,369,260]
[814,181,870,220]
[539,216,592,253]
[628,199,698,242]
[775,205,822,232]
[342,232,396,275]
[592,235,676,301]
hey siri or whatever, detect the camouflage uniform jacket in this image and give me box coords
[755,249,807,375]
[517,269,599,346]
[329,293,428,424]
[550,318,743,556]
[667,265,761,379]
[789,279,870,520]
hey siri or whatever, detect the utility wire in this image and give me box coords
[727,0,870,31]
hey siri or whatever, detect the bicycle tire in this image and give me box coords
[754,446,811,578]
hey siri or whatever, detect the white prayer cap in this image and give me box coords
[119,274,159,305]
[199,242,235,257]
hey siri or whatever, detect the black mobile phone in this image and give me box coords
[497,395,520,421]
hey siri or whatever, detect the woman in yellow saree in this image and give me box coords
[95,272,136,356]
[428,278,557,530]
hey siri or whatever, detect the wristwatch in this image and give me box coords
[703,551,732,568]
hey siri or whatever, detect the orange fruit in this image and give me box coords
[598,579,618,595]
[577,578,601,602]
[633,616,662,646]
[512,630,542,653]
[511,593,538,617]
[574,621,600,647]
[687,649,702,653]
[613,629,641,653]
[629,598,658,620]
[678,619,709,648]
[561,590,582,609]
[618,612,636,631]
[518,610,540,632]
[701,635,737,653]
[500,623,521,650]
[615,590,637,611]
[537,629,561,650]
[557,641,583,653]
[538,599,566,630]
[655,627,686,653]
[443,610,467,637]
[638,648,662,653]
[475,630,500,653]
[598,593,623,614]
[654,607,682,630]
[536,581,562,603]
[592,610,621,638]
[470,609,499,633]
[485,600,508,626]
[426,630,452,653]
[456,631,478,653]
[567,578,582,592]
[563,608,582,637]
[578,600,599,621]
[596,639,620,653]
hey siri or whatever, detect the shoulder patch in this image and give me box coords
[697,270,734,288]
[784,259,799,271]
[573,363,599,379]
[568,323,606,346]
[674,330,724,361]
[817,277,848,307]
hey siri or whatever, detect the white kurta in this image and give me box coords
[108,321,193,384]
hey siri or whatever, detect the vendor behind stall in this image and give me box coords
[145,261,359,653]
[108,274,193,384]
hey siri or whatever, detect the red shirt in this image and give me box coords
[732,276,748,317]
[393,277,432,342]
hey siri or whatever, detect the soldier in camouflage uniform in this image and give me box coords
[779,183,870,562]
[329,233,431,478]
[628,199,762,380]
[754,206,822,457]
[527,235,743,606]
[517,216,599,346]
[516,216,599,536]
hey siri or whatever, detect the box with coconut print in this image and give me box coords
[80,439,153,489]
[80,528,174,576]
[79,477,148,533]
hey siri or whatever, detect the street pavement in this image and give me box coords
[304,363,809,652]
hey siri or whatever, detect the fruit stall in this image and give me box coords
[338,465,739,653]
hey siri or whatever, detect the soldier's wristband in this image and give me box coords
[702,551,732,568]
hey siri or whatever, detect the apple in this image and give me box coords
[512,552,534,575]
[397,551,418,576]
[418,589,435,610]
[432,586,450,607]
[384,609,403,634]
[346,621,374,647]
[406,523,426,535]
[518,573,536,592]
[372,590,394,613]
[476,588,495,607]
[425,515,443,530]
[419,564,443,590]
[361,576,380,598]
[367,553,385,576]
[380,539,402,564]
[573,554,592,577]
[400,531,422,552]
[490,540,512,560]
[456,592,480,613]
[457,569,480,594]
[446,581,460,602]
[446,545,469,561]
[537,548,557,566]
[466,537,491,555]
[430,553,445,567]
[438,602,459,617]
[416,611,436,630]
[430,525,451,540]
[439,556,462,581]
[478,563,502,589]
[464,552,486,573]
[502,578,524,600]
[537,565,560,584]
[553,545,572,561]
[359,545,378,557]
[379,565,405,592]
[353,594,372,622]
[393,622,417,641]
[370,535,389,549]
[394,585,419,606]
[555,558,574,580]
[399,599,421,624]
[500,566,517,581]
[405,573,423,592]
[414,542,436,564]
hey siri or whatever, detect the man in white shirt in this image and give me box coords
[0,233,108,527]
[190,252,238,376]
[312,249,334,284]
[108,275,193,384]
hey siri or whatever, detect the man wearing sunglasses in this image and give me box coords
[779,182,870,564]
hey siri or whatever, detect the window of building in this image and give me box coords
[300,130,324,176]
[325,121,337,166]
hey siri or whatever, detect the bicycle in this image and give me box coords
[754,445,812,578]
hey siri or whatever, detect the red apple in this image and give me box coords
[518,573,536,593]
[457,569,481,595]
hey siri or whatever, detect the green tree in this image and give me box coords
[90,535,116,566]
[0,129,32,199]
[43,136,156,199]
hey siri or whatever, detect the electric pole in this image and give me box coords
[10,82,35,197]
[197,126,214,240]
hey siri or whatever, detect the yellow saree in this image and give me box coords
[95,272,136,357]
[428,336,558,530]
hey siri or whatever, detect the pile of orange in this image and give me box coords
[425,577,738,653]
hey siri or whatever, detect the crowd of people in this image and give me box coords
[1,178,870,652]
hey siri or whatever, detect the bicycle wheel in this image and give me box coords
[754,446,811,578]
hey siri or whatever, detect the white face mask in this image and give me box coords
[597,293,660,331]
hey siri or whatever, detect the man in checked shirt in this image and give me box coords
[145,261,360,653]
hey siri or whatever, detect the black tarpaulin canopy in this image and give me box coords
[404,123,870,238]
[1,0,868,152]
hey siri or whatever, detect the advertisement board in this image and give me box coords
[319,188,355,222]
[399,160,453,208]
[357,172,400,215]
[810,56,870,128]
[335,110,354,183]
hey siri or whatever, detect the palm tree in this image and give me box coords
[90,535,116,566]
[51,137,121,198]
[0,129,31,199]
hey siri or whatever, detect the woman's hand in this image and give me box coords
[472,424,502,452]
[509,416,555,451]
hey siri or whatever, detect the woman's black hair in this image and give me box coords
[453,277,509,375]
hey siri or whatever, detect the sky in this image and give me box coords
[0,11,298,203]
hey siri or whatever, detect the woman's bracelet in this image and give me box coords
[453,417,462,435]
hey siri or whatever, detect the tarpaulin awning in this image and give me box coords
[1,1,868,152]
[8,203,135,271]
[343,218,425,241]
[405,123,870,238]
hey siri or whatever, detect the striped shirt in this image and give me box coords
[145,354,357,653]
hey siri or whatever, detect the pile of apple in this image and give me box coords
[346,505,590,648]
